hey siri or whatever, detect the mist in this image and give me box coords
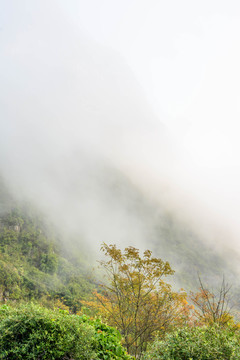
[1,0,240,261]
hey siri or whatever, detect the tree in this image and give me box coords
[88,244,188,358]
[190,276,235,327]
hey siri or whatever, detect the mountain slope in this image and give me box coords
[0,171,239,309]
[0,188,95,311]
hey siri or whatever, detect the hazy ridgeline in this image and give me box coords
[1,0,240,293]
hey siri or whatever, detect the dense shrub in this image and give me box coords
[0,303,95,359]
[85,317,133,360]
[0,303,133,360]
[143,325,240,360]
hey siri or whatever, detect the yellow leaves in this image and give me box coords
[143,249,152,259]
[53,298,70,313]
[93,243,197,357]
[100,243,123,263]
[119,264,129,272]
[124,246,140,260]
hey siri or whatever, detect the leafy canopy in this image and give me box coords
[86,244,188,358]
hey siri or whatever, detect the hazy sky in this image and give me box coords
[1,1,240,250]
[69,0,240,241]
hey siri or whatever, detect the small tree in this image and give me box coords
[90,244,187,358]
[190,276,235,327]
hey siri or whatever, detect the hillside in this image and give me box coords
[0,169,239,311]
[0,178,95,311]
[75,165,237,290]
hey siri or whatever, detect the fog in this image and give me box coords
[1,0,240,257]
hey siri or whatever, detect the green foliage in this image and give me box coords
[143,325,240,360]
[0,259,22,299]
[0,206,95,311]
[0,303,96,359]
[40,253,59,274]
[82,316,133,360]
[0,303,133,360]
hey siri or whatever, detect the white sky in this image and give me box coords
[58,0,240,238]
[1,0,240,248]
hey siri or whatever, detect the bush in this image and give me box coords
[86,317,133,360]
[0,303,96,359]
[143,325,240,360]
[0,303,133,360]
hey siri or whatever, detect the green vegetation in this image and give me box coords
[84,245,240,359]
[0,303,132,359]
[89,317,133,360]
[1,177,240,359]
[85,244,188,358]
[143,325,240,360]
[0,205,95,312]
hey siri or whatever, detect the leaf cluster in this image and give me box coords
[144,325,240,360]
[0,303,96,359]
[0,303,134,360]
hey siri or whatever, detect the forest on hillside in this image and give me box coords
[1,178,240,359]
[0,173,239,310]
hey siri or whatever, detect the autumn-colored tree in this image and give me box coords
[190,276,235,327]
[85,244,189,358]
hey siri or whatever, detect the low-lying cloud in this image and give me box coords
[1,0,240,259]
